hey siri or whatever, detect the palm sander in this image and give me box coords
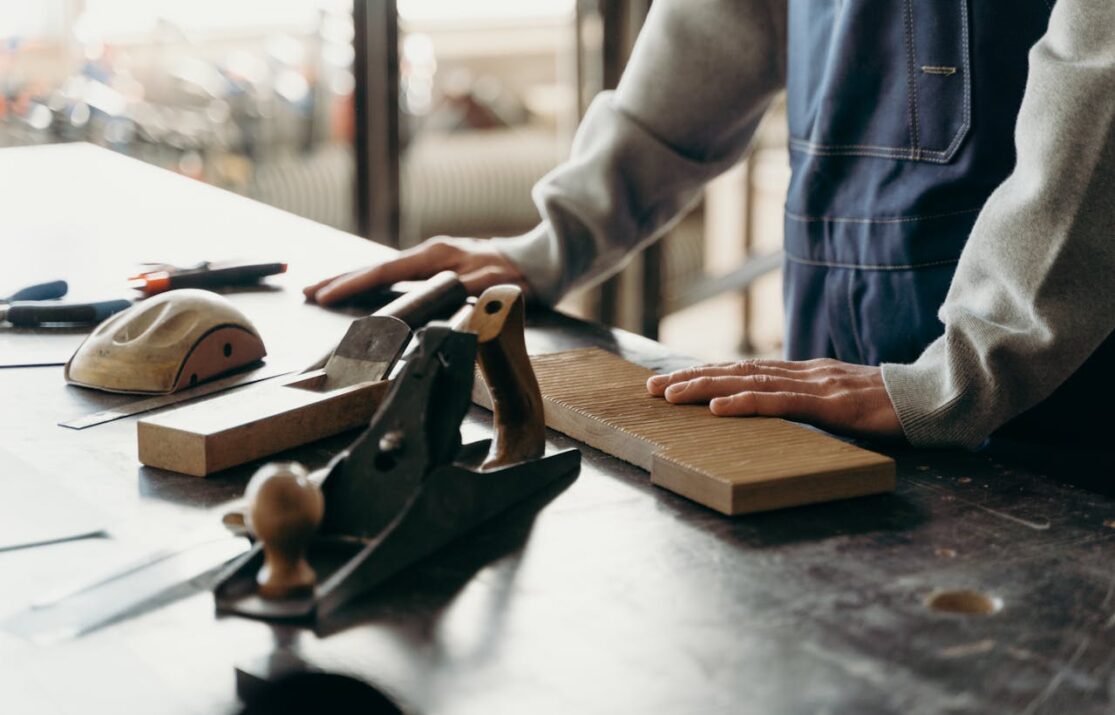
[64,289,267,394]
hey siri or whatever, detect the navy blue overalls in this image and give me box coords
[782,0,1107,443]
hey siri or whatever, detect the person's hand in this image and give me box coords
[304,236,526,305]
[646,358,903,439]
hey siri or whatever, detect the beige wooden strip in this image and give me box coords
[473,348,894,515]
[137,372,390,477]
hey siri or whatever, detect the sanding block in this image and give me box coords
[65,289,266,395]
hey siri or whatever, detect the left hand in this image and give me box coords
[646,358,904,440]
[303,237,526,305]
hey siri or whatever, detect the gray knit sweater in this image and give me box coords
[492,0,1115,448]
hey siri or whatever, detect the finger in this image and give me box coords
[303,271,350,299]
[743,357,837,372]
[460,266,530,296]
[313,248,451,305]
[663,375,827,403]
[708,391,844,423]
[646,364,738,395]
[647,361,823,396]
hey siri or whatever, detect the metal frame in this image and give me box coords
[352,0,401,247]
[579,1,781,344]
[591,1,656,335]
[352,0,716,336]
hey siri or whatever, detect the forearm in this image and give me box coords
[494,0,787,304]
[882,0,1115,447]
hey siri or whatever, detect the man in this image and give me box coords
[306,0,1115,448]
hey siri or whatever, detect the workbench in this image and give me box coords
[2,144,1113,714]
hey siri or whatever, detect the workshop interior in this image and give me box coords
[0,0,785,359]
[3,1,1113,714]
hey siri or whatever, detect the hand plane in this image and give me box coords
[213,285,580,621]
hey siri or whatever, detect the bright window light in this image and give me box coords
[81,0,321,37]
[398,0,574,23]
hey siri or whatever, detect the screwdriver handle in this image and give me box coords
[7,280,68,302]
[4,299,132,327]
[133,263,288,295]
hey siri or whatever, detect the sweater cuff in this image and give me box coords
[490,223,564,306]
[880,353,985,450]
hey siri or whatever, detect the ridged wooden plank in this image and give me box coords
[472,348,894,515]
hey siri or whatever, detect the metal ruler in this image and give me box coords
[59,364,292,430]
[7,529,249,644]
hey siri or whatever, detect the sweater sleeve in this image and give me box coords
[881,0,1115,448]
[491,0,787,304]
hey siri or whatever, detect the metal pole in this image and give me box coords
[596,1,655,334]
[596,0,628,328]
[353,0,401,246]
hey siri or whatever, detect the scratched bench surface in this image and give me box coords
[2,144,1114,715]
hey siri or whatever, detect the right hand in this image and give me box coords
[303,236,528,305]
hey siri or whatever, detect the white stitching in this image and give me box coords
[785,206,982,224]
[960,0,971,148]
[786,253,960,271]
[789,138,956,163]
[789,136,959,163]
[788,1,972,164]
[789,137,933,154]
[904,0,922,157]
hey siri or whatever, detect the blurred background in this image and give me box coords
[0,0,789,362]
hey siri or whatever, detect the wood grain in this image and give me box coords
[473,348,894,515]
[137,371,390,476]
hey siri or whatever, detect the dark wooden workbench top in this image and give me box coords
[2,144,1114,715]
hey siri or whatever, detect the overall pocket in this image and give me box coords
[787,0,971,164]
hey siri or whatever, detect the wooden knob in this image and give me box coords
[245,462,324,600]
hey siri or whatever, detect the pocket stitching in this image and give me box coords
[904,0,922,155]
[785,206,982,224]
[787,253,961,271]
[790,0,972,164]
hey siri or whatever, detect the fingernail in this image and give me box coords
[664,383,686,399]
[648,374,667,386]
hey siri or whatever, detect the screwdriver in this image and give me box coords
[0,299,133,327]
[0,279,132,327]
[129,262,287,296]
[2,279,69,304]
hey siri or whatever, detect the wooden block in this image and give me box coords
[138,371,390,476]
[472,348,894,515]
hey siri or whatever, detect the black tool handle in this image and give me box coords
[5,299,132,327]
[7,280,68,302]
[303,271,467,373]
[169,263,287,290]
[372,271,467,329]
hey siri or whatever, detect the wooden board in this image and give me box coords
[137,371,390,476]
[472,348,894,515]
